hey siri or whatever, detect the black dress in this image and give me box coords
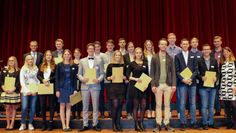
[126,61,149,99]
[106,63,126,100]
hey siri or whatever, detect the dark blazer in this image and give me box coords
[52,50,63,58]
[0,68,20,92]
[175,51,198,86]
[197,57,219,88]
[37,65,56,84]
[150,53,176,87]
[55,62,77,92]
[24,52,43,67]
[123,53,132,69]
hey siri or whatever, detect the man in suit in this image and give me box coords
[78,43,104,131]
[210,36,223,116]
[197,44,219,130]
[23,41,43,67]
[118,38,127,55]
[151,38,176,132]
[94,41,108,118]
[23,40,43,118]
[175,38,198,131]
[52,38,64,58]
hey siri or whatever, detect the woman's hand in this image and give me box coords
[56,91,60,98]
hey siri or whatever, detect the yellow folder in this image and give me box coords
[4,77,16,91]
[112,67,123,83]
[54,57,63,64]
[28,83,38,93]
[70,91,82,106]
[84,68,96,84]
[180,67,193,79]
[203,71,216,88]
[134,73,152,92]
[37,84,54,95]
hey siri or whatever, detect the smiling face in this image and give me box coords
[145,41,153,51]
[191,38,199,49]
[45,51,53,62]
[94,44,101,53]
[158,40,168,52]
[202,45,211,57]
[74,49,81,59]
[30,41,38,52]
[167,34,176,45]
[87,45,95,56]
[55,41,64,50]
[180,40,190,52]
[213,38,222,48]
[106,42,114,52]
[223,49,231,59]
[8,57,16,68]
[127,42,135,53]
[26,55,34,66]
[114,51,122,63]
[135,48,143,60]
[118,40,126,48]
[63,50,71,62]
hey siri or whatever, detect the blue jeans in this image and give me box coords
[178,85,196,124]
[199,88,216,125]
[21,95,37,124]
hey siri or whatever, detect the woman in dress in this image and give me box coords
[106,50,126,131]
[126,47,149,131]
[143,40,156,119]
[37,50,56,130]
[219,47,236,130]
[19,55,39,131]
[0,56,20,130]
[55,49,77,131]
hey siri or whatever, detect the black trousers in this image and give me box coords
[224,100,236,126]
[39,95,55,123]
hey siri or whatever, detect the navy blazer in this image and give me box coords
[197,57,219,88]
[23,52,43,68]
[175,51,198,86]
[55,62,77,92]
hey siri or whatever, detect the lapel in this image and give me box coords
[179,52,187,67]
[187,52,192,67]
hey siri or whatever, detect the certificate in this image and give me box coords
[70,91,82,106]
[134,73,152,92]
[37,84,54,95]
[4,77,16,91]
[203,71,216,88]
[112,67,123,83]
[54,57,63,64]
[28,83,38,93]
[84,68,96,84]
[180,67,193,79]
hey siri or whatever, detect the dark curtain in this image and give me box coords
[0,0,236,66]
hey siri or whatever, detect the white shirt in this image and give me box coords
[147,55,152,74]
[182,51,189,65]
[31,51,37,64]
[88,56,95,68]
[43,66,51,80]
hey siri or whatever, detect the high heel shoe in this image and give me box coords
[112,122,118,132]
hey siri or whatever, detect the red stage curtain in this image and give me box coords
[0,0,236,66]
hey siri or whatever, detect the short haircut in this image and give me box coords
[106,39,114,44]
[167,33,176,38]
[86,43,95,49]
[94,41,101,46]
[55,38,64,44]
[181,38,189,44]
[214,36,222,40]
[202,44,211,49]
[118,38,126,42]
[191,37,199,42]
[159,38,168,44]
[30,40,38,45]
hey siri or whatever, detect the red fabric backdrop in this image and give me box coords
[0,0,236,66]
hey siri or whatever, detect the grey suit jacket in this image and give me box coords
[150,53,176,87]
[78,57,104,91]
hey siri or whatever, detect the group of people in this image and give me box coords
[0,33,236,132]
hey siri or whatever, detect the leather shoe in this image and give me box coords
[93,124,101,131]
[79,126,89,132]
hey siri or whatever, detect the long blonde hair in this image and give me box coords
[7,56,20,71]
[143,40,155,57]
[111,50,124,64]
[134,47,144,61]
[40,50,56,72]
[22,55,37,70]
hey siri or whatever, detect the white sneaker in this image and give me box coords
[127,113,133,120]
[19,124,26,131]
[28,124,34,130]
[178,113,180,119]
